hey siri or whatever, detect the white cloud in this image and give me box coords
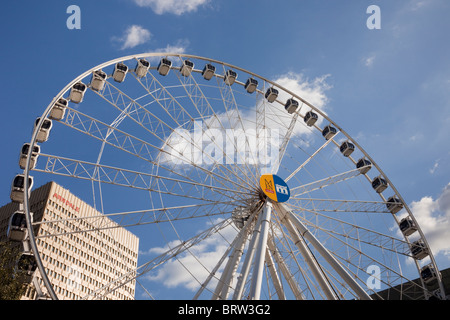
[153,39,189,55]
[133,0,209,15]
[364,55,376,67]
[115,25,152,50]
[429,159,440,174]
[405,183,450,259]
[409,0,433,11]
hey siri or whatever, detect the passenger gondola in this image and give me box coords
[10,174,33,203]
[69,82,87,104]
[34,117,52,143]
[285,98,299,114]
[180,59,194,77]
[304,111,318,127]
[372,176,388,193]
[224,69,237,85]
[49,98,68,121]
[265,87,278,103]
[90,70,107,91]
[340,141,355,157]
[244,78,258,93]
[322,125,337,140]
[411,240,429,260]
[113,63,128,83]
[19,143,40,170]
[420,265,438,284]
[7,211,30,242]
[135,59,150,78]
[16,252,38,281]
[386,196,403,214]
[399,217,417,236]
[356,158,372,174]
[157,58,172,76]
[202,63,215,80]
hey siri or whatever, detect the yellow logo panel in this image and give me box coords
[259,174,290,203]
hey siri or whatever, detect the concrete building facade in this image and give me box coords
[0,181,139,300]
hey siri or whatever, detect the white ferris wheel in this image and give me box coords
[10,53,447,300]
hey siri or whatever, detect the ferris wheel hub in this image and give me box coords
[259,174,290,203]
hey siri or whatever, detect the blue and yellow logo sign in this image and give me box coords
[259,174,290,203]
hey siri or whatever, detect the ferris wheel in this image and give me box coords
[11,53,447,300]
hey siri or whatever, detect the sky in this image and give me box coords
[0,0,450,299]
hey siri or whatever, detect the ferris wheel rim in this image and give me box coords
[21,52,445,300]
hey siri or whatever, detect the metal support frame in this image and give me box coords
[249,201,273,300]
[276,203,338,300]
[277,203,372,300]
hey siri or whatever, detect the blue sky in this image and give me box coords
[1,0,450,299]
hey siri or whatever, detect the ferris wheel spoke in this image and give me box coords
[35,153,251,204]
[292,208,411,256]
[287,206,427,297]
[289,198,392,214]
[173,70,259,189]
[289,167,365,198]
[89,73,255,193]
[275,202,372,300]
[84,218,234,300]
[215,69,261,184]
[285,132,339,183]
[34,199,244,239]
[132,67,257,191]
[60,106,255,194]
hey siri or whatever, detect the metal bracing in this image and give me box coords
[276,203,339,300]
[289,166,367,198]
[276,203,372,300]
[264,247,286,300]
[266,237,305,300]
[212,211,254,300]
[84,218,233,300]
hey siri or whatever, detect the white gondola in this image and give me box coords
[356,158,372,174]
[411,240,429,260]
[265,87,278,103]
[34,117,53,143]
[340,141,355,157]
[90,70,107,91]
[224,69,237,85]
[180,59,194,77]
[157,58,172,76]
[7,211,31,242]
[386,196,403,214]
[420,264,439,284]
[399,217,417,236]
[285,98,299,114]
[16,252,38,282]
[372,176,388,193]
[69,82,87,104]
[10,174,33,203]
[202,63,215,80]
[244,78,258,93]
[49,98,68,121]
[304,111,318,126]
[135,59,150,78]
[113,63,128,83]
[322,125,337,140]
[19,143,40,170]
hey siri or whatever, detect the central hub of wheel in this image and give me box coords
[259,174,290,203]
